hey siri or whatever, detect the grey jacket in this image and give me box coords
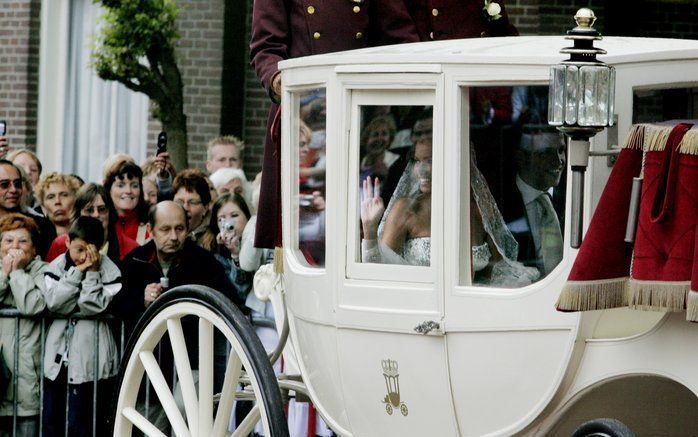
[0,259,47,416]
[43,254,122,384]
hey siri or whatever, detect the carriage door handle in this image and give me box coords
[413,320,442,335]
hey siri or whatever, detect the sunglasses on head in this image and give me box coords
[0,179,22,190]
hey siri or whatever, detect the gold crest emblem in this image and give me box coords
[381,359,408,416]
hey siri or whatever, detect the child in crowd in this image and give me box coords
[42,216,122,437]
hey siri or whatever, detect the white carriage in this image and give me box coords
[112,11,698,437]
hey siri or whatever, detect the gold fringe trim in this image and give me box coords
[621,124,645,150]
[273,246,284,273]
[556,277,629,311]
[627,279,689,311]
[678,128,698,156]
[686,290,698,322]
[621,122,698,155]
[643,124,673,152]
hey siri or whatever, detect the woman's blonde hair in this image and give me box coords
[35,172,82,205]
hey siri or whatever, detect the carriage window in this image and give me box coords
[297,88,326,267]
[633,86,698,123]
[359,105,433,266]
[466,85,566,287]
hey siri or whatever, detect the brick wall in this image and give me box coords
[147,0,226,170]
[0,0,41,151]
[241,0,267,177]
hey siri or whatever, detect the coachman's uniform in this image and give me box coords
[404,0,519,41]
[251,0,419,248]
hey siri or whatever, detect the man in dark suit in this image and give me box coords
[404,0,519,41]
[502,132,566,277]
[250,0,419,249]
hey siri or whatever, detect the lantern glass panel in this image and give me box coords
[608,67,616,126]
[578,65,611,126]
[548,65,565,125]
[565,65,579,125]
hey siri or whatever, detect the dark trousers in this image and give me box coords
[42,368,114,437]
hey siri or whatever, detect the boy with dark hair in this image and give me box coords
[42,216,122,436]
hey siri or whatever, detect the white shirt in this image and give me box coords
[515,174,554,257]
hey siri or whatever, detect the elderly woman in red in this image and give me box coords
[103,159,150,245]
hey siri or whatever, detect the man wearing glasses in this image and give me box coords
[172,169,212,247]
[0,160,56,258]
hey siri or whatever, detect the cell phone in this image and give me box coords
[156,131,167,155]
[0,120,6,137]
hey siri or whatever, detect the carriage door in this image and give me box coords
[334,75,460,437]
[443,83,580,436]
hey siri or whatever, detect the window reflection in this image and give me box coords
[359,106,433,266]
[468,85,565,287]
[297,89,326,267]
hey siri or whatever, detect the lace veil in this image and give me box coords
[469,148,519,261]
[378,160,418,238]
[470,147,539,286]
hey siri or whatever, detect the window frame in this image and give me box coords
[288,85,329,270]
[456,82,571,292]
[345,89,438,284]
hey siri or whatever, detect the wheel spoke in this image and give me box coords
[167,318,199,435]
[122,407,168,437]
[139,351,192,437]
[198,318,214,435]
[230,404,260,437]
[212,351,243,436]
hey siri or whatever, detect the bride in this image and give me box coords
[361,137,432,266]
[360,140,538,287]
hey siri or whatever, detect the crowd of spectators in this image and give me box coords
[0,134,257,436]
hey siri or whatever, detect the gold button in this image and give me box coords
[353,5,360,13]
[432,8,438,16]
[313,32,321,40]
[355,32,363,39]
[480,31,486,37]
[307,5,315,14]
[429,31,434,39]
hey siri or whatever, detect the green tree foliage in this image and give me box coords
[93,0,189,169]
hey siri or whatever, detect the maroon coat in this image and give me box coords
[251,0,419,248]
[405,0,518,41]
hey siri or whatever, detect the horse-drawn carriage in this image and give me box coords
[112,11,698,436]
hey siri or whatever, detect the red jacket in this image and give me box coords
[251,0,420,248]
[404,0,519,41]
[115,210,149,245]
[250,0,419,98]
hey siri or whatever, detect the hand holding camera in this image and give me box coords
[217,217,241,256]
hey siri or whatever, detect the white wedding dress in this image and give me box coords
[361,148,538,287]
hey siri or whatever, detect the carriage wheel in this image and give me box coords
[571,418,636,437]
[385,404,393,415]
[111,285,289,437]
[400,403,408,416]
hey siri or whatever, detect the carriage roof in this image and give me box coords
[279,36,698,70]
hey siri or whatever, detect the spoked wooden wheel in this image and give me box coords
[112,285,289,437]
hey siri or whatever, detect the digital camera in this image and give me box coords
[219,217,236,234]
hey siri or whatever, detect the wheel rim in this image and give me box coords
[113,301,272,437]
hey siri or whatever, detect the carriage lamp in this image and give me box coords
[548,8,615,248]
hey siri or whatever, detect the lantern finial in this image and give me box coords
[574,8,596,30]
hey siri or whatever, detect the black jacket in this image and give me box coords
[21,208,56,260]
[110,239,247,341]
